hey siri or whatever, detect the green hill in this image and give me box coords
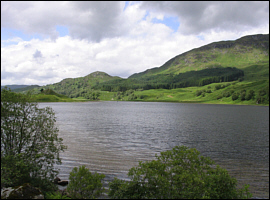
[31,89,87,102]
[11,34,269,105]
[92,34,268,105]
[129,34,269,79]
[39,71,122,99]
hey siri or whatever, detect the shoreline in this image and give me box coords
[38,99,269,106]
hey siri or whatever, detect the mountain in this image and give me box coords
[129,34,269,79]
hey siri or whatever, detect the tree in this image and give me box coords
[245,90,255,100]
[232,93,239,101]
[67,165,105,199]
[108,146,252,199]
[1,89,66,191]
[195,90,203,96]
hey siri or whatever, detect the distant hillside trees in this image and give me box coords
[94,67,244,92]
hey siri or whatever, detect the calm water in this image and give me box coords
[39,101,269,198]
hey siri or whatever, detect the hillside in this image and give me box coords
[11,34,269,105]
[41,71,122,98]
[31,89,88,102]
[129,34,268,79]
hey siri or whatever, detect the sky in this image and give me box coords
[1,1,269,86]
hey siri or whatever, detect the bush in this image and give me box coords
[259,88,266,96]
[45,191,71,199]
[216,94,223,100]
[195,90,202,96]
[67,165,105,199]
[108,146,252,199]
[223,91,231,97]
[215,84,222,90]
[232,93,239,101]
[245,90,255,101]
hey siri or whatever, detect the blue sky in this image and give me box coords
[1,1,269,86]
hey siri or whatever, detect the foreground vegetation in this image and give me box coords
[1,89,66,193]
[47,147,252,199]
[108,146,252,199]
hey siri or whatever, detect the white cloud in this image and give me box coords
[140,1,269,35]
[1,32,207,86]
[1,1,269,86]
[1,1,127,42]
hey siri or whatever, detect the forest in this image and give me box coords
[93,67,244,92]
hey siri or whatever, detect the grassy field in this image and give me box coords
[32,79,268,106]
[30,78,268,106]
[97,79,268,106]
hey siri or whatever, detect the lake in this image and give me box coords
[39,101,269,198]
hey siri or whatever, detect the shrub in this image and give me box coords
[232,93,239,101]
[223,91,231,97]
[67,165,105,199]
[240,93,246,101]
[216,94,223,100]
[246,90,255,100]
[108,146,252,199]
[45,191,71,199]
[195,90,202,96]
[259,88,266,96]
[215,84,222,90]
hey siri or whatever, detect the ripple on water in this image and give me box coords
[38,102,269,198]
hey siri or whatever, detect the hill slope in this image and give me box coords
[12,34,269,104]
[41,71,122,98]
[129,34,269,79]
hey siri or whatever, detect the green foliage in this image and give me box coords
[232,93,239,101]
[45,191,71,199]
[216,94,223,100]
[223,91,231,97]
[67,165,105,199]
[95,67,244,92]
[245,90,255,100]
[215,84,223,90]
[195,90,203,96]
[1,89,66,192]
[240,91,246,101]
[108,146,252,199]
[1,154,32,188]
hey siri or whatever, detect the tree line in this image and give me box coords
[93,67,244,92]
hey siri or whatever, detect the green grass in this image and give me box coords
[102,80,268,106]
